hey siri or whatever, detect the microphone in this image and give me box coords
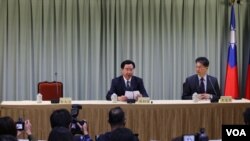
[54,72,59,97]
[51,72,60,103]
[208,77,218,102]
[54,72,58,81]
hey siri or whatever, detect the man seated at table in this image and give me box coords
[106,60,148,101]
[50,109,92,141]
[97,107,139,141]
[182,57,221,102]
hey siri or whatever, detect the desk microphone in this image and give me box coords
[208,77,218,103]
[51,72,60,104]
[127,96,136,103]
[127,82,136,104]
[54,72,59,97]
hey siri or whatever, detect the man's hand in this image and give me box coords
[17,131,22,136]
[118,96,128,101]
[135,93,142,100]
[199,94,211,100]
[77,121,88,135]
[24,119,32,135]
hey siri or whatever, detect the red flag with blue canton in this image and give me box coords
[224,5,239,98]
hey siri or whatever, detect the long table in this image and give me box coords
[1,100,250,141]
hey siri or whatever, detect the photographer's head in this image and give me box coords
[108,107,126,129]
[0,116,17,137]
[0,135,17,141]
[243,108,250,125]
[50,109,72,129]
[48,127,73,141]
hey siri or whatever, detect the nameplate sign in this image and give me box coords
[136,97,150,104]
[219,96,232,103]
[59,97,72,104]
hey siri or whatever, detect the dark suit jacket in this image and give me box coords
[96,131,139,141]
[96,132,111,141]
[182,74,221,102]
[106,75,148,100]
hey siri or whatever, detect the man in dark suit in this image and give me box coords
[182,57,221,102]
[106,60,148,101]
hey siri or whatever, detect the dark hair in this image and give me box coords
[48,126,73,141]
[0,117,17,137]
[195,57,209,67]
[110,128,136,141]
[108,107,125,127]
[243,108,250,125]
[50,109,72,129]
[0,135,18,141]
[121,60,135,69]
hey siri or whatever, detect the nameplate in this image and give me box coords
[136,97,150,104]
[59,97,72,104]
[222,125,250,141]
[219,96,232,103]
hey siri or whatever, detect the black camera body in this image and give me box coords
[15,118,24,131]
[182,128,208,141]
[70,104,85,135]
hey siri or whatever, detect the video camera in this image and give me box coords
[182,128,208,141]
[15,118,24,131]
[70,104,86,135]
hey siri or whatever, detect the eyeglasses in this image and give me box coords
[195,66,207,69]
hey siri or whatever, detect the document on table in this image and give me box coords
[125,91,140,99]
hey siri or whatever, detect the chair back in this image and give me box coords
[38,81,63,100]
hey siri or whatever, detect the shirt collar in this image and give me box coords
[198,75,207,81]
[123,76,132,82]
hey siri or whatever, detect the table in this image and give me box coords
[1,100,250,141]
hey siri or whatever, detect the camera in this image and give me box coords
[15,118,24,131]
[70,104,85,135]
[182,128,208,141]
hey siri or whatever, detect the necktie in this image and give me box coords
[126,81,131,91]
[200,77,205,93]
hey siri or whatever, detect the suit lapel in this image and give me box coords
[119,76,127,91]
[206,75,211,93]
[195,75,200,91]
[130,76,135,91]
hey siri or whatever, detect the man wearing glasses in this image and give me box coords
[182,57,221,102]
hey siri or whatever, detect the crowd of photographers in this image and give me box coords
[0,106,139,141]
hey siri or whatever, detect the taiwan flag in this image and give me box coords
[246,54,250,99]
[224,5,239,98]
